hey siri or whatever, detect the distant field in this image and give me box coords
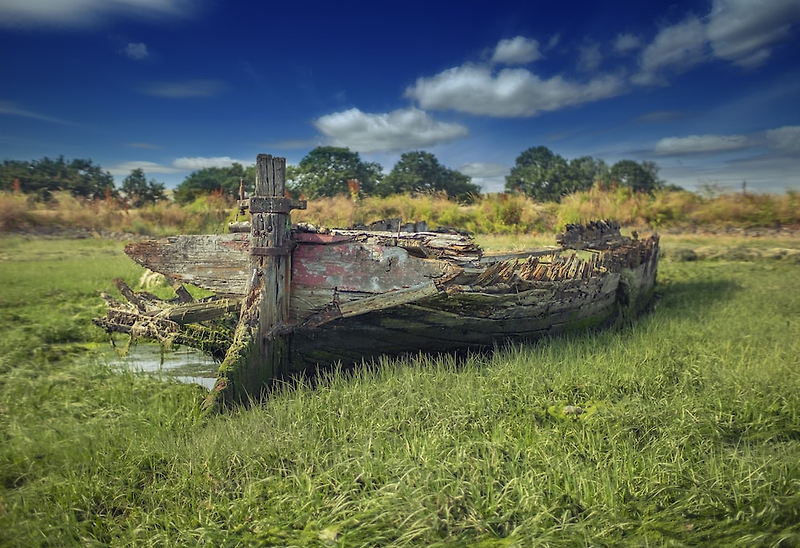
[0,234,799,546]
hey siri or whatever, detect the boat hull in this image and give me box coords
[288,256,657,373]
[97,223,659,403]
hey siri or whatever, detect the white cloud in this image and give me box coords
[0,100,69,124]
[632,16,708,86]
[661,154,800,193]
[405,65,626,117]
[614,33,642,54]
[457,163,508,193]
[139,80,226,98]
[655,134,750,155]
[491,36,542,65]
[124,42,148,60]
[707,0,800,68]
[108,161,183,176]
[172,156,252,170]
[457,162,509,178]
[577,42,602,72]
[0,0,198,28]
[313,107,469,153]
[765,125,800,153]
[631,1,800,84]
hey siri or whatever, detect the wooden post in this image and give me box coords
[204,154,305,409]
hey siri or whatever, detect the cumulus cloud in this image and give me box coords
[631,1,800,84]
[139,80,226,98]
[765,125,800,153]
[491,36,542,65]
[172,156,252,170]
[313,107,469,153]
[632,16,708,86]
[707,0,800,68]
[655,134,750,155]
[0,99,69,124]
[457,163,509,193]
[108,161,182,176]
[405,65,626,117]
[124,42,148,60]
[0,0,199,28]
[457,162,509,178]
[614,33,642,54]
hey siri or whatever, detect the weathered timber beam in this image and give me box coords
[158,298,241,324]
[114,278,148,311]
[480,247,561,264]
[92,313,231,360]
[302,280,441,328]
[205,153,297,410]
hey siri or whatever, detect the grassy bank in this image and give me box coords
[2,187,799,237]
[1,235,799,546]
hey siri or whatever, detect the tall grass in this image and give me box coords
[0,191,236,236]
[3,188,800,237]
[1,236,799,545]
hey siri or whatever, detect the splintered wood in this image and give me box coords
[92,279,235,359]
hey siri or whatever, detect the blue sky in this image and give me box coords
[1,0,799,193]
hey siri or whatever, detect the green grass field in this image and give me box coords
[1,234,799,546]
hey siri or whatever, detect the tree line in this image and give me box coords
[1,147,668,206]
[0,156,165,206]
[173,146,666,204]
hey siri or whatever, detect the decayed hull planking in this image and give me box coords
[109,226,659,373]
[288,251,658,373]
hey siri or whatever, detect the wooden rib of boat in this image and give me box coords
[92,154,659,409]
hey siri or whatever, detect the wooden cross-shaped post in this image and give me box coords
[204,154,306,409]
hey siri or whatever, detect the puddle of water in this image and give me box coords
[100,343,219,390]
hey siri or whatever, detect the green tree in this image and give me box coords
[376,151,480,201]
[66,158,116,199]
[0,156,115,200]
[610,160,663,192]
[121,168,166,207]
[173,163,255,205]
[505,146,574,202]
[568,156,609,191]
[286,146,382,198]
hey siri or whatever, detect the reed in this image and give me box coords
[1,187,798,238]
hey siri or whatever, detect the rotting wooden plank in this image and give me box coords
[301,280,441,328]
[286,288,623,372]
[127,232,461,323]
[126,234,251,295]
[93,309,232,360]
[205,154,301,409]
[157,299,241,324]
[126,235,461,297]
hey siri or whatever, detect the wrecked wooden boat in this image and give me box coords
[93,154,659,409]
